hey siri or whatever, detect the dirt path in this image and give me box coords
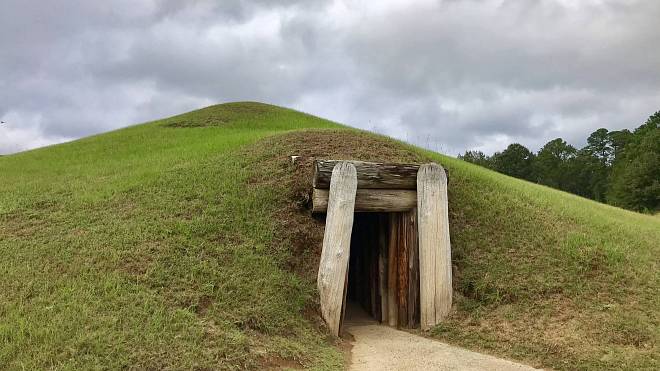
[344,305,539,371]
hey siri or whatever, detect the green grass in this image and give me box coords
[1,102,659,370]
[422,152,660,369]
[0,103,341,370]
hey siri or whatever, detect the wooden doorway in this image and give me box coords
[314,160,452,336]
[344,211,420,331]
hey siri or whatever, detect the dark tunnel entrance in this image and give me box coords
[342,212,420,330]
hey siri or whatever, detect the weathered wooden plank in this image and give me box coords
[339,267,349,335]
[369,218,378,318]
[432,164,453,325]
[387,213,399,327]
[317,162,357,336]
[407,208,420,328]
[314,160,420,189]
[397,212,409,328]
[312,188,417,213]
[417,163,452,330]
[378,214,388,323]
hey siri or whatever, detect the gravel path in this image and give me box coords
[344,305,540,371]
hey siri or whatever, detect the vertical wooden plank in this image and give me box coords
[397,212,409,328]
[317,162,357,336]
[378,214,388,323]
[387,213,399,327]
[369,216,378,318]
[433,165,452,324]
[339,267,349,335]
[373,215,382,322]
[417,163,452,330]
[407,208,420,328]
[371,252,380,321]
[417,165,436,329]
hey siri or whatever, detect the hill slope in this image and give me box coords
[1,102,658,370]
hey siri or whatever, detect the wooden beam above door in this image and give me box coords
[313,160,420,189]
[312,188,417,213]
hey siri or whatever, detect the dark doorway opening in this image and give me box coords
[345,213,383,324]
[342,211,420,330]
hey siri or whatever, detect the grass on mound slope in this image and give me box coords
[1,102,659,370]
[0,103,343,370]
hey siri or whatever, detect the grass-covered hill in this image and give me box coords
[1,102,658,370]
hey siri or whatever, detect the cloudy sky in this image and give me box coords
[1,0,659,155]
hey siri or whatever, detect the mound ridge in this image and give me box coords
[1,102,658,370]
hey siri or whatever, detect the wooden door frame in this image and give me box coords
[316,160,452,335]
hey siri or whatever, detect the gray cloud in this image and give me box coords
[1,0,659,155]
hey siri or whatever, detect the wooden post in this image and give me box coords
[417,163,452,330]
[378,214,389,323]
[387,213,399,327]
[407,208,420,328]
[369,215,380,320]
[317,162,357,336]
[397,212,409,328]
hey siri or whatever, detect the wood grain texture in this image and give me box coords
[340,267,349,335]
[314,160,420,189]
[397,212,409,328]
[407,208,420,328]
[312,188,417,213]
[387,213,399,327]
[417,163,452,330]
[368,218,379,320]
[378,214,389,323]
[317,162,357,336]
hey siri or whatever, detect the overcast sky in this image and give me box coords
[1,0,659,155]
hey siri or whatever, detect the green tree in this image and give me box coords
[458,150,492,168]
[608,129,633,163]
[585,128,613,164]
[607,112,660,211]
[533,138,577,190]
[570,149,605,200]
[578,128,614,201]
[461,111,659,212]
[490,143,535,180]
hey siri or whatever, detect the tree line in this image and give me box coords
[459,111,659,212]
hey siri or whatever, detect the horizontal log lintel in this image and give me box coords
[312,188,417,213]
[313,160,420,189]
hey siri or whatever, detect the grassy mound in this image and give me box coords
[1,102,658,370]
